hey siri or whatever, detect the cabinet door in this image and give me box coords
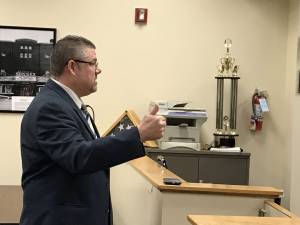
[163,155,198,182]
[147,153,198,183]
[198,156,249,185]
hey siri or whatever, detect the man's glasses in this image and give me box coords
[72,59,99,70]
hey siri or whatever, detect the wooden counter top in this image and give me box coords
[129,156,283,198]
[187,215,300,225]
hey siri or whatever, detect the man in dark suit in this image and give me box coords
[20,35,166,225]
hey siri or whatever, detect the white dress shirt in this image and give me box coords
[51,78,96,136]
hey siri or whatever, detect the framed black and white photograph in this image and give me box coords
[0,25,56,112]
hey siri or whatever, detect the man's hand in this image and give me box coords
[137,104,166,142]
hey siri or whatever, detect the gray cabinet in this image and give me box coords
[146,148,250,185]
[161,154,199,182]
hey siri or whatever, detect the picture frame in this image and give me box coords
[103,110,158,148]
[0,25,56,112]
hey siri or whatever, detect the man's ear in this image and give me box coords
[66,60,77,76]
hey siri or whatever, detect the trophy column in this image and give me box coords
[216,78,224,130]
[230,78,238,131]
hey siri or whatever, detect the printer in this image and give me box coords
[152,101,208,151]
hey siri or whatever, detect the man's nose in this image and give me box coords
[96,68,101,75]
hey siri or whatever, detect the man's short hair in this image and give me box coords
[50,35,96,77]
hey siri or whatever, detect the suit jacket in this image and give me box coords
[20,79,145,225]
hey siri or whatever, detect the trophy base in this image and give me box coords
[213,134,236,148]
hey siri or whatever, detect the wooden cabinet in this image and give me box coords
[146,148,250,185]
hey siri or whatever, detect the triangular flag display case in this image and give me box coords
[102,110,158,148]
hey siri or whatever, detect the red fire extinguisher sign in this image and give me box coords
[250,89,268,131]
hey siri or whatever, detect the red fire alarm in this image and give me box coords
[135,8,148,24]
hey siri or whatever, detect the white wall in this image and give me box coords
[0,0,296,211]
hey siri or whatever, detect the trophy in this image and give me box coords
[214,39,240,147]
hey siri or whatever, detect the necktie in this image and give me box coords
[81,104,97,138]
[81,104,90,120]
